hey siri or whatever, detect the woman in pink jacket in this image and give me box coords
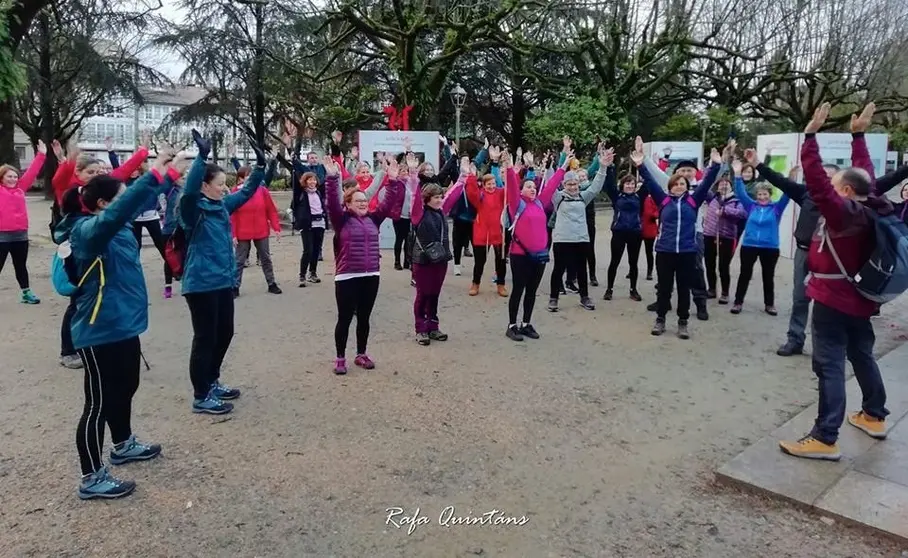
[0,140,47,304]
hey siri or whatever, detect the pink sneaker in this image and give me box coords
[163,286,172,299]
[354,354,375,370]
[334,358,347,375]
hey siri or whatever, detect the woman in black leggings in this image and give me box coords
[603,172,648,301]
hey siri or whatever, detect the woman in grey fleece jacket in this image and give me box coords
[547,148,610,312]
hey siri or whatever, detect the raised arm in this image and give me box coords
[774,192,791,218]
[108,150,120,170]
[373,177,403,224]
[363,170,385,200]
[79,169,166,253]
[581,149,611,205]
[692,160,722,205]
[851,133,876,181]
[603,164,618,202]
[751,156,807,205]
[17,148,45,192]
[408,164,424,225]
[442,176,466,215]
[180,155,206,226]
[642,156,669,189]
[733,177,755,212]
[465,172,482,209]
[638,164,667,206]
[109,147,149,183]
[53,158,77,205]
[539,168,566,207]
[874,165,908,196]
[506,167,521,216]
[324,172,344,231]
[225,164,263,215]
[230,157,241,172]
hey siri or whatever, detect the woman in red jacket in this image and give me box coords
[465,171,507,297]
[231,162,282,296]
[641,189,659,281]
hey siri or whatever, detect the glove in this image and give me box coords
[191,129,210,159]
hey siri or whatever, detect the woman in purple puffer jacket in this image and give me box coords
[325,156,404,375]
[702,174,747,304]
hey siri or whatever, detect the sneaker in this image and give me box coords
[60,354,83,369]
[403,262,410,270]
[464,248,473,257]
[559,287,567,295]
[779,435,841,461]
[394,262,403,271]
[506,325,524,342]
[268,283,283,294]
[468,283,479,296]
[651,319,666,336]
[497,284,508,297]
[776,341,804,357]
[453,264,461,276]
[416,332,431,346]
[20,289,40,304]
[110,434,162,465]
[696,305,709,321]
[629,289,642,302]
[718,294,728,305]
[428,330,448,341]
[677,320,690,340]
[625,272,631,279]
[707,289,717,299]
[298,279,307,288]
[580,297,596,310]
[646,273,653,281]
[354,354,375,370]
[308,273,321,284]
[590,276,599,287]
[243,259,251,268]
[730,304,742,314]
[78,466,136,500]
[765,305,778,316]
[192,394,233,415]
[410,278,416,287]
[211,381,241,400]
[848,411,887,439]
[602,289,613,301]
[547,298,559,312]
[318,255,324,262]
[163,285,173,299]
[565,281,579,294]
[233,287,240,298]
[518,324,540,339]
[334,358,347,375]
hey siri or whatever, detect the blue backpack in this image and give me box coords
[824,212,908,304]
[51,241,105,323]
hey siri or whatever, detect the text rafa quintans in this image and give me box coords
[385,506,529,535]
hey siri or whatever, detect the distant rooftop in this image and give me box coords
[138,85,208,106]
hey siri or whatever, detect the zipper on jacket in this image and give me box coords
[675,198,681,253]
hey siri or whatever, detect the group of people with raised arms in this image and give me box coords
[3,99,907,500]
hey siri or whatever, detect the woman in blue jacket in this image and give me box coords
[634,140,722,339]
[180,130,265,416]
[54,151,177,500]
[159,171,183,299]
[730,159,790,316]
[603,170,649,302]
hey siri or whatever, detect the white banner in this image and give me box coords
[643,141,703,171]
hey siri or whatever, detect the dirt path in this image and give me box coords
[1,207,906,558]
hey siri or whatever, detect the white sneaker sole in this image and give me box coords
[848,416,887,439]
[779,445,842,461]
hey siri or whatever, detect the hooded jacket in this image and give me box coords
[552,170,606,243]
[803,133,892,318]
[179,156,264,295]
[230,180,281,241]
[465,174,506,246]
[733,178,790,249]
[0,152,44,233]
[641,162,721,253]
[604,167,649,232]
[53,170,167,349]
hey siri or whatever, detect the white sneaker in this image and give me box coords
[454,264,462,276]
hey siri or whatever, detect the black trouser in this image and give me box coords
[185,288,235,400]
[551,242,589,299]
[452,219,473,265]
[335,276,380,358]
[393,218,411,267]
[61,296,77,357]
[509,254,546,325]
[567,220,597,283]
[691,233,708,306]
[472,245,506,285]
[133,220,170,283]
[76,336,141,475]
[0,240,30,289]
[643,238,655,277]
[504,229,512,258]
[656,252,697,321]
[734,246,780,306]
[299,227,325,278]
[606,229,642,291]
[704,235,735,295]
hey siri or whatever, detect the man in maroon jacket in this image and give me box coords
[779,103,894,461]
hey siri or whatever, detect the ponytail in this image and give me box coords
[61,187,86,216]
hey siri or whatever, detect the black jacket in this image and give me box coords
[291,183,327,231]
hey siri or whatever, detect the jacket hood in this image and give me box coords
[864,195,894,216]
[53,212,89,245]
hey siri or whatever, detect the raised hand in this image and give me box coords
[387,158,400,180]
[562,135,572,152]
[104,136,113,151]
[140,130,151,149]
[191,129,210,158]
[36,139,47,155]
[516,147,523,162]
[483,137,490,150]
[449,142,458,156]
[173,151,192,175]
[332,130,343,144]
[152,144,176,174]
[227,140,236,157]
[805,102,830,134]
[66,139,80,160]
[634,135,644,154]
[500,150,512,170]
[523,151,534,167]
[599,147,615,167]
[561,150,575,169]
[403,137,412,153]
[731,158,743,175]
[52,139,63,159]
[710,147,722,165]
[851,102,875,133]
[351,146,359,160]
[406,152,419,170]
[323,155,339,177]
[744,148,758,165]
[788,166,802,180]
[459,156,471,176]
[630,149,644,167]
[489,145,501,162]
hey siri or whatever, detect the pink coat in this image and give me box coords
[0,153,45,233]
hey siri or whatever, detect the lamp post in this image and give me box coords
[450,83,467,149]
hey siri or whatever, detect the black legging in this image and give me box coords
[655,252,696,321]
[452,219,473,265]
[472,244,506,285]
[185,288,235,400]
[551,242,588,298]
[392,218,411,267]
[704,235,735,295]
[132,219,171,284]
[62,296,77,357]
[606,229,642,291]
[567,220,597,283]
[335,276,380,358]
[643,238,655,277]
[734,246,780,306]
[299,227,325,278]
[0,240,30,289]
[509,254,546,325]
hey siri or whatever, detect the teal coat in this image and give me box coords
[179,155,264,295]
[54,171,168,349]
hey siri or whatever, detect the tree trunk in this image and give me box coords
[251,3,266,148]
[37,10,57,197]
[0,100,18,167]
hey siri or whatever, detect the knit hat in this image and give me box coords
[674,160,697,171]
[563,171,579,183]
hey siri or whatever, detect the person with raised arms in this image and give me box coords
[0,139,46,304]
[602,167,648,302]
[701,174,747,304]
[465,145,508,297]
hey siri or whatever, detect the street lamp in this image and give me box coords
[450,83,467,149]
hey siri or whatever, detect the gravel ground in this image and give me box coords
[1,203,906,558]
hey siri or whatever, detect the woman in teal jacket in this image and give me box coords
[180,130,265,416]
[731,159,790,316]
[54,151,177,500]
